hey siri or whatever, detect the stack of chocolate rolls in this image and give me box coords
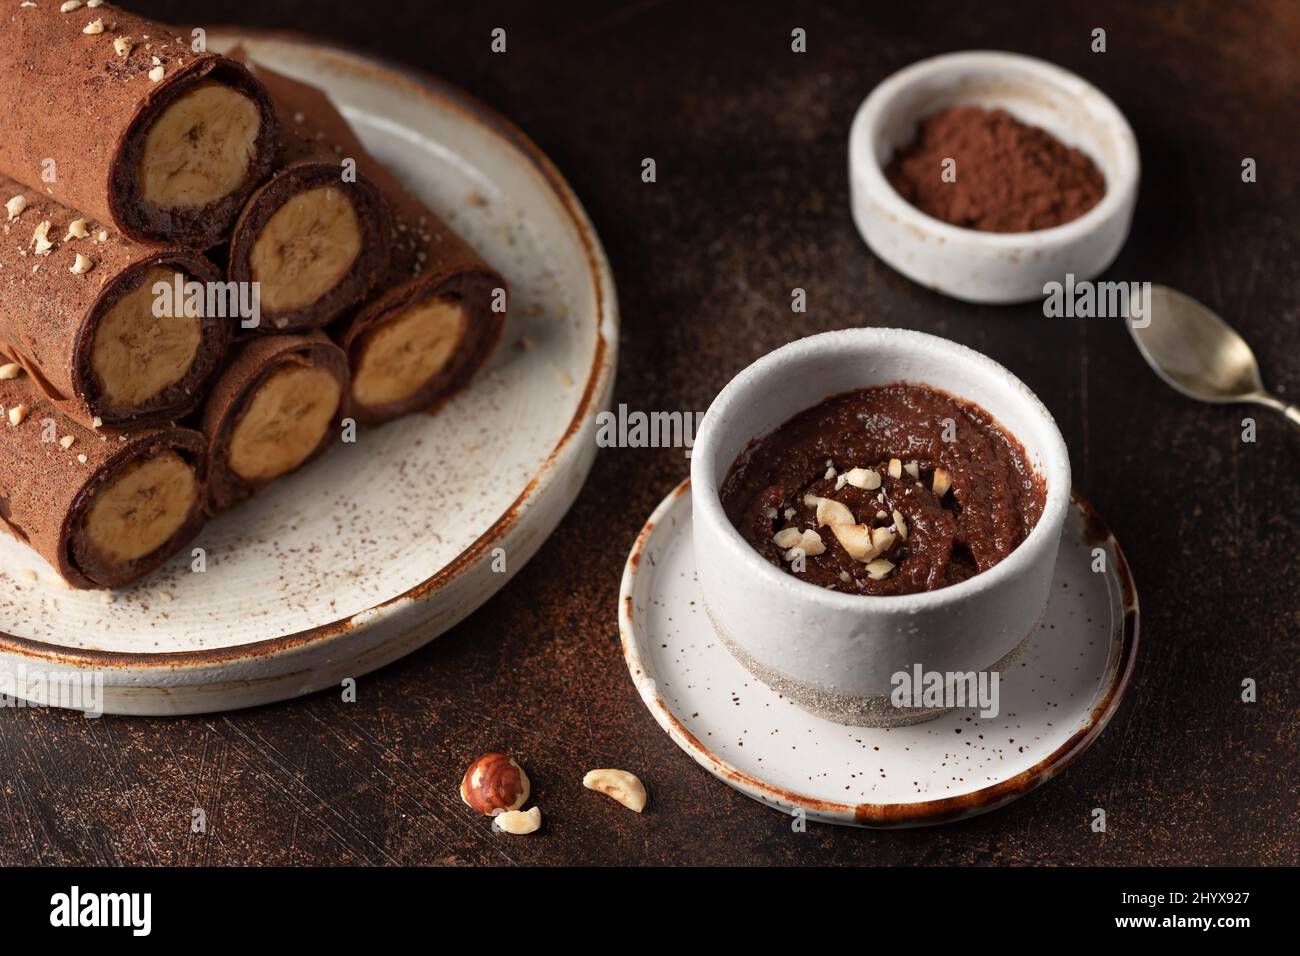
[0,3,507,590]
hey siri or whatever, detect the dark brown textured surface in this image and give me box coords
[0,2,279,248]
[0,0,1297,865]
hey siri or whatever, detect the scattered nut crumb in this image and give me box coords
[148,65,165,82]
[82,17,103,33]
[583,768,647,812]
[76,453,88,463]
[64,218,88,240]
[69,252,93,274]
[91,415,102,428]
[59,0,82,11]
[0,363,20,380]
[494,806,542,835]
[5,195,26,221]
[113,35,133,57]
[31,220,53,255]
[156,590,173,603]
[20,569,37,583]
[59,435,75,449]
[7,404,28,426]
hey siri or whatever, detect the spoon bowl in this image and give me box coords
[1128,285,1300,427]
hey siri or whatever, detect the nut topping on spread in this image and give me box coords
[722,384,1045,596]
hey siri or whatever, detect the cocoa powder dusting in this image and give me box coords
[885,106,1106,232]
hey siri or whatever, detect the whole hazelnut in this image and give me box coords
[460,752,530,816]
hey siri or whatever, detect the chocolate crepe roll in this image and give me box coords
[245,62,507,424]
[227,54,391,333]
[0,373,206,589]
[0,177,230,430]
[0,3,277,248]
[200,332,349,514]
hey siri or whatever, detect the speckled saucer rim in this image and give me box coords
[0,30,618,669]
[618,477,1140,828]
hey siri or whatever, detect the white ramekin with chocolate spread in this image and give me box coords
[690,328,1071,726]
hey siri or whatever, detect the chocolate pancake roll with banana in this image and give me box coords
[247,61,507,424]
[0,178,230,430]
[0,3,277,248]
[200,332,349,513]
[0,373,206,589]
[227,55,391,332]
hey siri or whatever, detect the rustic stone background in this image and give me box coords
[1,0,1296,865]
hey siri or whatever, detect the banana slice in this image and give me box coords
[82,450,198,564]
[228,364,341,482]
[249,186,362,313]
[351,298,467,408]
[91,266,202,408]
[138,82,261,210]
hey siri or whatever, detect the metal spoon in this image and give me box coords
[1127,284,1300,430]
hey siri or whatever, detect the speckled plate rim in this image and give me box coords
[618,478,1139,828]
[0,32,618,673]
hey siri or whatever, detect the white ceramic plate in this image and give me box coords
[619,479,1138,828]
[0,32,617,715]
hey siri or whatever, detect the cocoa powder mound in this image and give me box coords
[884,106,1106,232]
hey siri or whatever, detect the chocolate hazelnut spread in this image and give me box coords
[720,384,1046,596]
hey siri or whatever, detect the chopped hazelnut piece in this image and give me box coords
[839,570,851,583]
[870,526,896,553]
[844,467,881,490]
[762,506,777,519]
[815,497,854,527]
[865,559,895,580]
[830,523,875,561]
[0,363,20,380]
[5,195,26,221]
[8,404,28,426]
[69,253,93,274]
[783,508,795,521]
[887,458,902,479]
[64,219,89,240]
[796,529,826,557]
[148,65,165,82]
[31,220,53,255]
[114,35,133,56]
[772,527,803,550]
[892,509,908,540]
[82,17,103,33]
[904,461,920,479]
[933,468,952,497]
[60,0,82,11]
[59,435,75,449]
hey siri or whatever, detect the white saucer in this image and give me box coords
[619,479,1139,828]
